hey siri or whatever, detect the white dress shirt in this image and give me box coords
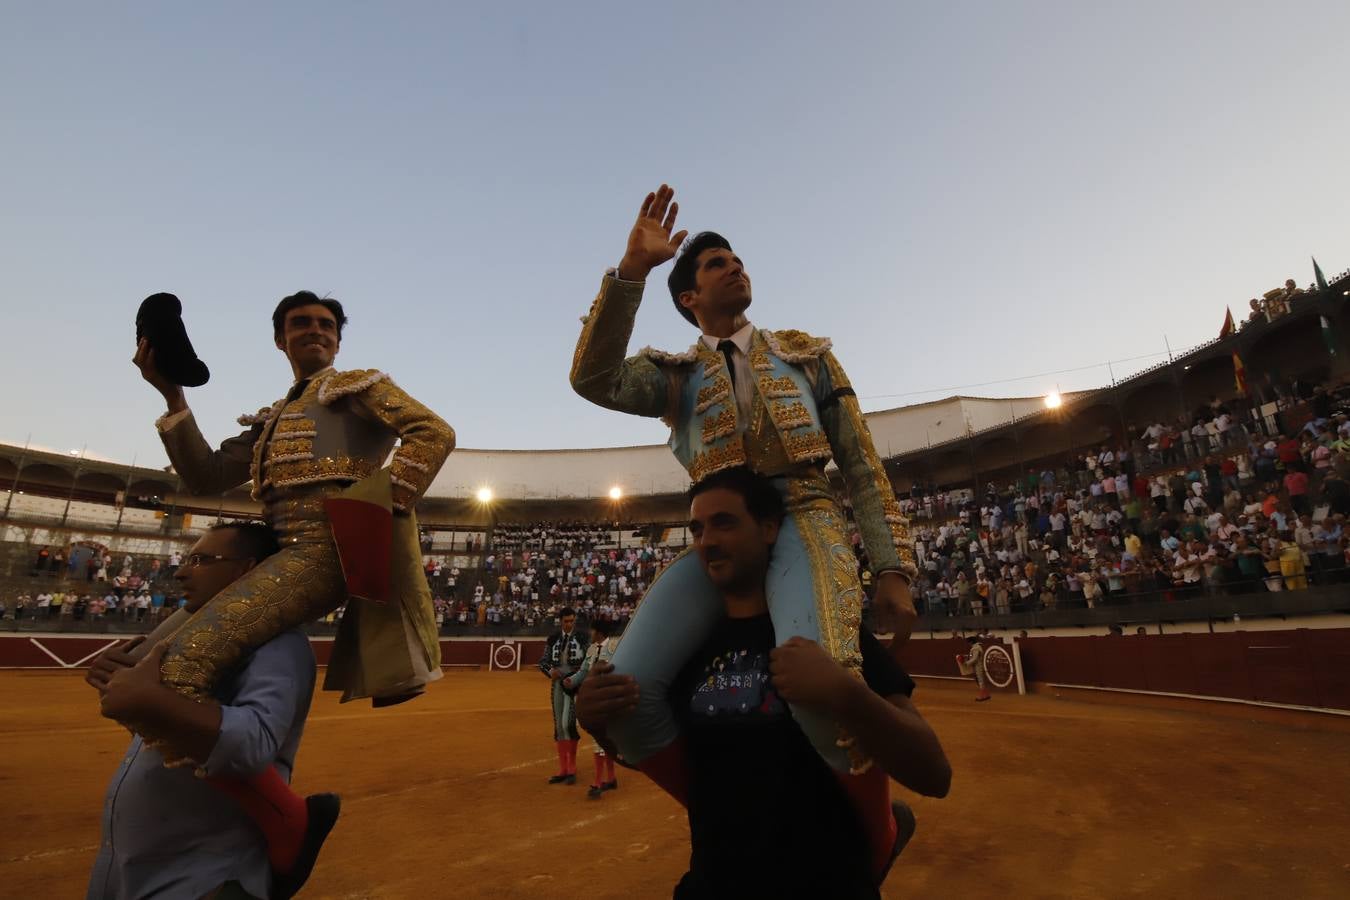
[700,321,756,430]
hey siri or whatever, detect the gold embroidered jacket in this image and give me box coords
[570,274,916,579]
[159,367,454,512]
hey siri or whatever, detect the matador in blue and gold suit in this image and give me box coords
[570,260,918,853]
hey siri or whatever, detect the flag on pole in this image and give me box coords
[1219,307,1236,338]
[1322,315,1339,356]
[1232,351,1248,396]
[1313,257,1329,292]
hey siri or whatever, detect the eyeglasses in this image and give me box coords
[182,553,247,569]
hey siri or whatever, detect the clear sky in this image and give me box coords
[3,1,1348,467]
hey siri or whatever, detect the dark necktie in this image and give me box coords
[285,378,311,404]
[717,340,738,389]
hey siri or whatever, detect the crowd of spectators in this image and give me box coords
[420,522,678,633]
[6,548,185,624]
[896,391,1350,616]
[7,381,1347,633]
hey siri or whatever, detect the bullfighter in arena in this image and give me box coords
[569,185,919,875]
[572,617,622,798]
[538,606,590,784]
[957,636,992,702]
[129,289,454,889]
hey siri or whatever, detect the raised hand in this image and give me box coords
[133,338,187,413]
[617,184,689,282]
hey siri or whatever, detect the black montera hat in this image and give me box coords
[135,293,210,387]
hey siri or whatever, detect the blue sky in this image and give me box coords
[3,2,1348,466]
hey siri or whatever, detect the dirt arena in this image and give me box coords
[3,669,1349,899]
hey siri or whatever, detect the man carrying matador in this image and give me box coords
[569,185,919,877]
[126,289,455,895]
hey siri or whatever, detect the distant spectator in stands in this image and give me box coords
[32,546,50,576]
[1284,467,1311,516]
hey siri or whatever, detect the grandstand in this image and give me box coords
[4,270,1350,642]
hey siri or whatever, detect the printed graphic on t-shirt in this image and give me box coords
[689,647,785,718]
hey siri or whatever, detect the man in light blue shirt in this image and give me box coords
[87,523,334,900]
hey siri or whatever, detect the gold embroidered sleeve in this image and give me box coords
[346,377,455,512]
[569,275,672,420]
[157,411,260,496]
[816,352,918,580]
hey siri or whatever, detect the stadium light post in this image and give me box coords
[113,453,137,533]
[1009,399,1026,487]
[2,435,31,521]
[1044,390,1071,471]
[475,487,495,554]
[608,485,622,549]
[60,445,87,528]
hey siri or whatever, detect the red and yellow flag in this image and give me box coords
[1232,351,1248,396]
[1220,307,1236,339]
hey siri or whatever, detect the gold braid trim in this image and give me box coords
[637,344,701,365]
[266,456,380,489]
[783,430,832,463]
[317,369,388,405]
[821,352,917,580]
[272,418,317,437]
[688,441,747,483]
[701,407,737,445]
[758,375,802,399]
[266,438,313,458]
[700,357,724,380]
[695,379,732,415]
[237,401,282,426]
[266,452,315,465]
[770,400,814,431]
[762,329,833,364]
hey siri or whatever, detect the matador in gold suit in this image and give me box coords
[570,187,918,880]
[153,364,454,708]
[123,291,453,897]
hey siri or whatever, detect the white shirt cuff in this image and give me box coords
[155,408,191,432]
[606,266,646,284]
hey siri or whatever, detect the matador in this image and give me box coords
[569,186,918,876]
[129,289,454,893]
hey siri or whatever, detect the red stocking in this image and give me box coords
[635,736,690,806]
[206,766,308,872]
[592,753,607,787]
[835,765,897,880]
[564,739,580,774]
[554,740,568,776]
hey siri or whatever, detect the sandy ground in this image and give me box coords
[3,669,1349,899]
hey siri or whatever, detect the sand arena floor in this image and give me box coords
[3,669,1349,899]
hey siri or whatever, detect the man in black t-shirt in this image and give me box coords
[578,467,951,899]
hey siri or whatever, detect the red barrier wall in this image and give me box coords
[0,634,549,671]
[8,630,1348,712]
[901,630,1349,711]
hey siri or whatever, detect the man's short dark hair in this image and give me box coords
[688,465,785,525]
[667,232,732,327]
[272,291,348,342]
[208,522,280,564]
[590,617,612,637]
[559,606,576,619]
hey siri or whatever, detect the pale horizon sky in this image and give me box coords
[3,2,1349,468]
